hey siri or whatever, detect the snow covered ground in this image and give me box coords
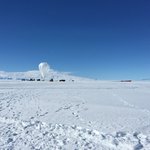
[0,80,150,149]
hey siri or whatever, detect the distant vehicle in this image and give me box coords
[49,79,54,82]
[120,80,132,82]
[7,78,12,80]
[37,79,41,81]
[29,78,35,81]
[59,79,65,82]
[21,79,26,81]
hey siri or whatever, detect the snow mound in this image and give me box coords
[0,117,150,150]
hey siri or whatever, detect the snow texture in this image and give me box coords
[0,80,150,149]
[0,117,150,150]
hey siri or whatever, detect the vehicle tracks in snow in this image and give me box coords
[111,91,150,115]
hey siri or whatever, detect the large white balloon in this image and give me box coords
[39,62,50,79]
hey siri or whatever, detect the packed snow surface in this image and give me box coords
[0,80,150,149]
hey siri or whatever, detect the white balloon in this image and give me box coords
[39,62,50,79]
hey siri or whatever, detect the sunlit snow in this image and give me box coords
[0,74,150,149]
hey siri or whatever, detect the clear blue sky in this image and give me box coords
[0,0,150,79]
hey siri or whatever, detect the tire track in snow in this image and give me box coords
[111,91,150,115]
[111,92,135,109]
[111,91,150,133]
[112,90,150,132]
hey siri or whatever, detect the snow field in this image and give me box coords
[0,80,150,149]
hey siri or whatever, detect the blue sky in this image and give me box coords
[0,0,150,79]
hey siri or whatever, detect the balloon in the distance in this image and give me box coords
[39,62,50,79]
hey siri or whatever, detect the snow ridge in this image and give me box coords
[0,117,150,150]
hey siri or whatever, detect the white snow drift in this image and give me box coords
[0,116,150,150]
